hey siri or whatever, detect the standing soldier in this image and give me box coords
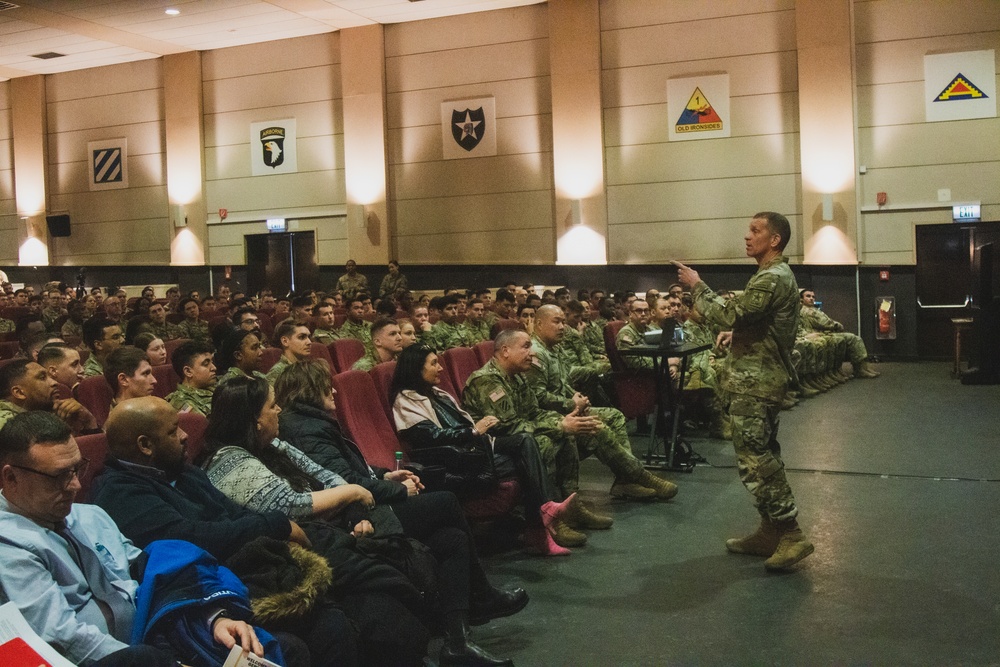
[336,259,369,300]
[378,260,408,300]
[674,211,813,572]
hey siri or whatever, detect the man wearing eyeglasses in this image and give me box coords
[615,299,654,370]
[82,317,124,378]
[0,411,266,667]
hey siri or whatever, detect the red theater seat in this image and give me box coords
[75,376,113,428]
[329,339,365,374]
[331,370,400,471]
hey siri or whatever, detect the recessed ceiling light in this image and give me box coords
[165,8,180,15]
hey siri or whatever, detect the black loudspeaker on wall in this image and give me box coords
[46,214,71,237]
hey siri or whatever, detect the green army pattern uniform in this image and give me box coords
[165,383,215,417]
[149,321,183,342]
[463,319,491,346]
[334,319,372,345]
[526,336,645,490]
[42,307,65,332]
[582,318,607,357]
[336,273,369,299]
[680,319,718,391]
[378,273,408,299]
[615,321,653,370]
[0,317,14,334]
[692,254,800,522]
[800,305,868,365]
[61,320,84,340]
[351,347,386,372]
[463,359,580,497]
[557,326,612,405]
[426,320,469,352]
[220,366,268,384]
[265,355,293,386]
[312,328,337,345]
[0,399,25,431]
[82,354,104,378]
[176,319,211,344]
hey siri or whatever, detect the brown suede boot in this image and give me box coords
[725,516,780,557]
[549,521,588,548]
[609,480,657,500]
[854,361,880,378]
[635,469,679,500]
[764,521,815,571]
[563,499,614,530]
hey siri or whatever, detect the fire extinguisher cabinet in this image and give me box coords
[876,296,896,340]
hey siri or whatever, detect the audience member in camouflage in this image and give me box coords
[378,260,408,300]
[615,300,654,370]
[352,318,402,371]
[800,289,879,378]
[527,306,678,501]
[165,340,216,417]
[147,303,182,341]
[175,298,211,344]
[333,296,371,344]
[266,322,312,385]
[463,299,491,345]
[426,295,469,351]
[676,211,813,571]
[81,317,123,378]
[311,303,339,345]
[335,259,369,299]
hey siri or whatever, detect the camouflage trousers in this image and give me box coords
[829,332,867,365]
[534,406,644,498]
[728,394,798,522]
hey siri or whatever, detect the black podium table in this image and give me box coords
[619,341,711,472]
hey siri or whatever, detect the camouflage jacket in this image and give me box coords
[221,366,268,383]
[334,319,371,344]
[558,327,610,379]
[692,254,799,403]
[265,355,293,385]
[149,321,182,341]
[42,307,66,332]
[463,319,491,345]
[176,319,211,344]
[799,305,843,333]
[463,359,566,441]
[525,336,577,414]
[82,353,104,378]
[582,318,607,357]
[615,321,653,370]
[0,318,14,334]
[336,273,369,299]
[352,347,394,372]
[166,383,215,417]
[0,399,25,431]
[426,321,468,351]
[312,328,337,345]
[681,319,717,390]
[378,273,408,299]
[61,320,84,340]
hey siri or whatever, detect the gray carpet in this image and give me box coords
[470,362,1000,666]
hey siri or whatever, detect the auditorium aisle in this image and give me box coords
[469,362,1000,665]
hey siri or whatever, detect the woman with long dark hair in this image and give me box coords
[206,373,521,667]
[389,344,581,555]
[215,329,266,382]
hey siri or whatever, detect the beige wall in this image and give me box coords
[46,60,171,265]
[202,33,348,266]
[855,0,1000,264]
[385,5,555,265]
[0,82,16,264]
[602,0,802,264]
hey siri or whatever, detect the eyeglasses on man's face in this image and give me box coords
[9,458,90,489]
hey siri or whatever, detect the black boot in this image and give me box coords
[439,614,514,666]
[469,586,529,626]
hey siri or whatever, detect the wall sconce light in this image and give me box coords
[571,199,583,226]
[821,194,834,222]
[172,204,188,228]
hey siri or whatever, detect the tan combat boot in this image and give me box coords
[634,469,679,500]
[854,361,880,378]
[764,521,815,571]
[797,383,820,398]
[563,499,614,530]
[609,480,657,500]
[549,521,588,548]
[725,516,780,557]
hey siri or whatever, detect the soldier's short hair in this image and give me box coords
[36,342,72,367]
[231,307,257,327]
[313,302,333,316]
[564,300,586,315]
[371,317,398,339]
[439,294,460,308]
[754,211,791,251]
[178,297,198,312]
[494,328,526,354]
[83,317,116,351]
[273,321,305,348]
[171,340,215,378]
[0,359,33,400]
[346,295,365,309]
[495,289,515,304]
[291,295,313,310]
[104,346,148,392]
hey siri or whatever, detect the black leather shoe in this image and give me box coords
[469,587,529,626]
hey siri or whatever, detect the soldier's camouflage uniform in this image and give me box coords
[176,319,211,344]
[463,319,491,346]
[426,320,469,352]
[312,328,337,345]
[166,383,215,417]
[582,318,607,357]
[464,359,579,498]
[692,254,800,522]
[149,321,182,342]
[557,326,612,404]
[378,273,408,300]
[0,399,25,431]
[334,319,372,345]
[352,346,393,372]
[800,305,868,365]
[220,366,268,384]
[82,354,105,378]
[265,355,293,386]
[527,335,645,492]
[0,317,15,334]
[336,273,369,299]
[615,321,653,370]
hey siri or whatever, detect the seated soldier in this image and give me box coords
[175,297,211,343]
[334,295,372,344]
[41,288,67,332]
[38,342,85,390]
[463,298,491,345]
[582,297,614,358]
[492,289,516,322]
[800,289,879,379]
[105,347,157,407]
[352,317,403,371]
[22,329,64,362]
[410,304,433,343]
[0,411,272,667]
[464,329,615,536]
[61,300,87,340]
[288,295,314,326]
[216,329,268,383]
[527,306,678,501]
[615,299,654,370]
[166,340,217,416]
[427,295,469,352]
[517,303,536,336]
[164,285,181,313]
[0,358,99,434]
[558,300,612,404]
[266,321,312,385]
[312,302,338,344]
[82,317,124,378]
[146,302,181,342]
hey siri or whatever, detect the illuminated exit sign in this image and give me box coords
[952,204,980,222]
